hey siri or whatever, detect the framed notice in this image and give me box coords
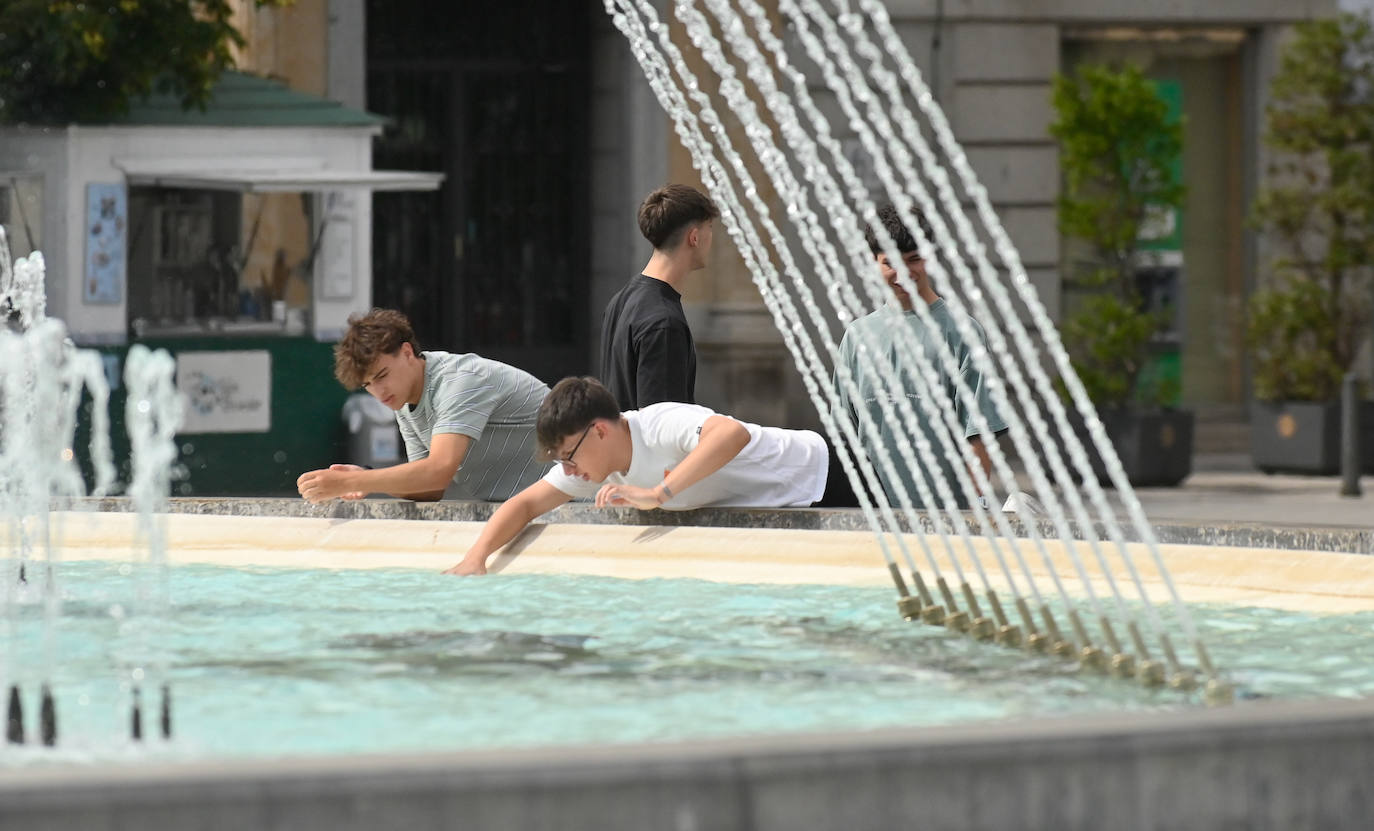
[84,183,127,304]
[317,190,356,299]
[176,350,272,434]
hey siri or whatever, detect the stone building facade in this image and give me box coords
[245,0,1341,438]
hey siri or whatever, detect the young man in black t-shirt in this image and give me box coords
[599,184,719,410]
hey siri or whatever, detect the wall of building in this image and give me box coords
[608,0,1339,432]
[228,0,345,328]
[589,9,670,383]
[309,1,1345,430]
[886,0,1335,22]
[326,0,367,111]
[946,22,1061,318]
[231,0,331,96]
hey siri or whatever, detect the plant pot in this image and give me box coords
[1250,400,1374,475]
[1063,408,1195,487]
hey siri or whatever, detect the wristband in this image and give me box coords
[658,482,674,502]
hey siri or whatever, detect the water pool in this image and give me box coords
[4,561,1373,766]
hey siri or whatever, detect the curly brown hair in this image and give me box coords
[333,308,422,389]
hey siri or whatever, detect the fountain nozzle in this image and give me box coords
[39,683,56,746]
[6,685,23,744]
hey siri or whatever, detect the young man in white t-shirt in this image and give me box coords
[445,376,828,575]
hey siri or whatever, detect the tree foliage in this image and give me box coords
[0,0,285,125]
[1248,279,1345,401]
[1248,13,1374,402]
[1050,63,1185,410]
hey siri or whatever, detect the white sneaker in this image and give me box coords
[1002,491,1046,517]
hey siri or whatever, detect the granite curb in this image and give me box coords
[58,497,1374,556]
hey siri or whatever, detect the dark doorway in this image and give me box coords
[367,0,592,383]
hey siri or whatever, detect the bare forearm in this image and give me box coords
[460,483,571,567]
[345,459,454,498]
[467,498,540,561]
[966,436,993,494]
[661,417,750,496]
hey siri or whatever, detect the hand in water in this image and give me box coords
[443,554,487,576]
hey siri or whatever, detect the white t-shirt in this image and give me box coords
[541,402,828,509]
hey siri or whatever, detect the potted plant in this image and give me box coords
[1050,62,1193,486]
[1248,13,1374,474]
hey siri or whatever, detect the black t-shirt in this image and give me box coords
[599,274,697,410]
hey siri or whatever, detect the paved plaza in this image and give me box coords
[1131,457,1372,530]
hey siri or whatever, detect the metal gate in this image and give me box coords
[367,0,591,383]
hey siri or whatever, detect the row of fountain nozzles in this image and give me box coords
[6,683,171,746]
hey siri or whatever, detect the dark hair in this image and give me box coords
[864,203,934,257]
[637,184,720,250]
[333,308,422,389]
[536,376,623,461]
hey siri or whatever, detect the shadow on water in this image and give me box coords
[177,630,606,681]
[331,629,600,670]
[174,625,986,685]
[760,614,1089,686]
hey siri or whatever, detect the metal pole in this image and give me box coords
[1340,373,1362,497]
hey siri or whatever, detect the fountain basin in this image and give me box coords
[28,509,1374,613]
[4,504,1373,830]
[2,695,1371,830]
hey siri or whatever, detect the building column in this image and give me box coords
[328,0,367,110]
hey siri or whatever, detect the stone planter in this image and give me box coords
[1251,400,1374,475]
[1067,409,1195,488]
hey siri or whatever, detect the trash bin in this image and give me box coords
[342,393,404,468]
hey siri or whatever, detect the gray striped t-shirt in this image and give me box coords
[395,351,548,500]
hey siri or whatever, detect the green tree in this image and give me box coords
[1248,13,1374,402]
[1050,63,1185,410]
[0,0,286,125]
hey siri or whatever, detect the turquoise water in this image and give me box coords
[3,561,1373,766]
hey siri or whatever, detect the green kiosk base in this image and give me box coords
[86,335,349,497]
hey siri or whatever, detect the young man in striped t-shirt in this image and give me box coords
[297,309,549,503]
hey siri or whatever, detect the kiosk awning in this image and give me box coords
[114,160,443,193]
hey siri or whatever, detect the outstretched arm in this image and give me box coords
[968,435,993,477]
[595,415,750,509]
[444,480,572,575]
[297,433,471,503]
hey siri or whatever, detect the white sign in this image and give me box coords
[318,190,356,299]
[176,351,272,433]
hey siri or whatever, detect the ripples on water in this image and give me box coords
[3,561,1372,764]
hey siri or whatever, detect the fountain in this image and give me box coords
[603,0,1223,692]
[1,227,178,748]
[1,3,1373,829]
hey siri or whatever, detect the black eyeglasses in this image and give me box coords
[553,424,594,468]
